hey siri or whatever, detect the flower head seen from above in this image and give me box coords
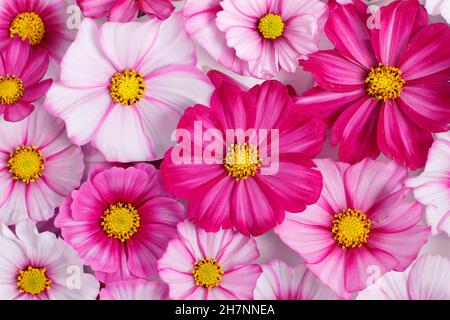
[183,0,327,79]
[0,107,84,225]
[0,221,99,300]
[100,279,169,300]
[158,220,261,300]
[55,164,184,283]
[275,158,430,298]
[161,80,326,236]
[254,260,337,300]
[297,0,450,169]
[45,15,213,162]
[77,0,180,22]
[358,254,450,300]
[406,134,450,236]
[0,38,51,122]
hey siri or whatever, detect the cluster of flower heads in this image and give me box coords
[0,0,448,300]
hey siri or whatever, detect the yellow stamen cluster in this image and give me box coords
[365,63,405,101]
[0,75,24,105]
[101,202,140,242]
[258,13,285,40]
[9,12,46,46]
[224,143,261,181]
[17,266,52,295]
[332,209,371,249]
[7,146,45,184]
[192,258,224,289]
[109,70,146,106]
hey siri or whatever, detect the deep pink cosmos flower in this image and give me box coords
[0,221,99,300]
[183,0,327,79]
[0,38,51,122]
[158,220,261,300]
[77,0,180,22]
[358,254,450,300]
[0,0,76,71]
[100,279,169,300]
[297,0,450,169]
[254,260,337,300]
[0,107,84,225]
[161,80,326,236]
[275,158,429,298]
[55,164,184,283]
[45,16,213,162]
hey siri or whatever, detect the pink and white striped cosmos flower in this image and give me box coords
[0,221,99,300]
[158,220,261,300]
[183,0,327,79]
[358,254,450,300]
[45,14,213,162]
[275,158,429,299]
[100,279,169,300]
[0,107,84,225]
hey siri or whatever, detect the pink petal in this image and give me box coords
[357,271,409,300]
[219,265,261,300]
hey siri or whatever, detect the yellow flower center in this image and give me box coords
[9,12,46,46]
[332,209,371,249]
[0,75,24,105]
[365,64,405,101]
[17,266,52,295]
[101,202,140,242]
[109,70,146,106]
[224,143,261,181]
[192,258,224,289]
[7,146,45,184]
[258,13,285,40]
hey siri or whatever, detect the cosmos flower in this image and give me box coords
[77,0,180,22]
[100,279,169,300]
[358,254,450,300]
[0,37,51,122]
[297,0,450,169]
[161,80,326,236]
[55,164,184,283]
[0,107,84,225]
[254,260,337,300]
[45,15,213,162]
[183,0,327,79]
[158,220,261,300]
[0,221,99,300]
[275,158,429,298]
[406,134,450,236]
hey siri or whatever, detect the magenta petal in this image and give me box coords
[22,80,53,102]
[5,37,30,77]
[3,102,34,122]
[19,50,49,86]
[139,0,175,20]
[210,82,247,130]
[77,0,116,19]
[109,0,139,22]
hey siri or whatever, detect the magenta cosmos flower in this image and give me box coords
[45,15,213,162]
[0,107,84,225]
[297,0,450,169]
[158,220,261,300]
[358,254,450,300]
[77,0,180,21]
[406,134,450,236]
[254,260,337,300]
[0,221,99,300]
[275,158,429,298]
[0,0,76,69]
[55,164,184,283]
[183,0,327,79]
[0,37,51,122]
[100,279,168,300]
[161,80,326,236]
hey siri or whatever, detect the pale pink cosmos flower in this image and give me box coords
[0,221,99,300]
[275,158,430,299]
[254,260,337,300]
[158,220,261,300]
[183,0,327,79]
[406,134,450,236]
[100,279,169,300]
[0,107,84,225]
[45,15,213,162]
[358,254,450,300]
